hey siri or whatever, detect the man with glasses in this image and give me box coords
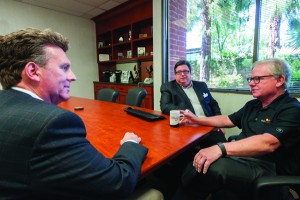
[160,60,222,118]
[157,60,226,199]
[160,60,226,143]
[174,58,300,200]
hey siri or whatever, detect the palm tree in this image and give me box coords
[286,3,300,51]
[263,0,300,57]
[199,0,211,81]
[187,0,250,81]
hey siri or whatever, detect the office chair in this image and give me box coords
[96,88,119,103]
[228,135,300,200]
[254,176,300,200]
[125,87,147,107]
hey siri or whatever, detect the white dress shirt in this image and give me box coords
[181,82,205,117]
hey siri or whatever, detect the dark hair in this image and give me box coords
[174,60,192,73]
[0,28,69,89]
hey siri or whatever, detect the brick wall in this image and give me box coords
[168,0,187,80]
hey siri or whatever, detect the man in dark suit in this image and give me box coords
[155,60,226,199]
[160,60,226,145]
[160,60,221,117]
[0,28,163,200]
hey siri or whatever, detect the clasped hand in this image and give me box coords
[120,132,141,145]
[193,145,222,174]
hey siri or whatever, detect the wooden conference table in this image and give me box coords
[58,96,214,179]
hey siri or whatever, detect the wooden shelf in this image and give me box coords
[98,45,112,50]
[98,56,153,64]
[132,36,153,42]
[96,18,153,62]
[113,41,131,47]
[93,0,153,109]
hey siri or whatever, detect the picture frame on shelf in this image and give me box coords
[127,50,132,58]
[99,54,110,61]
[121,71,130,83]
[117,52,123,59]
[137,47,145,57]
[98,41,104,48]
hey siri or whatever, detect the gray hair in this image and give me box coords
[253,58,292,89]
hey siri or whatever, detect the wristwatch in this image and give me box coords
[217,142,227,157]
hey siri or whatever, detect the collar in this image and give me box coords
[180,81,193,89]
[256,90,289,110]
[11,87,43,101]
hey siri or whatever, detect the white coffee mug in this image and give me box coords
[170,110,180,127]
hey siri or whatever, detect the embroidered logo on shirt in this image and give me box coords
[203,93,208,98]
[261,118,271,123]
[276,128,283,133]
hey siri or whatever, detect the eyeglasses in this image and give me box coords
[246,75,275,84]
[175,70,190,75]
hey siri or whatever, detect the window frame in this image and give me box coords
[162,0,300,97]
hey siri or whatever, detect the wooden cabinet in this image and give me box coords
[92,0,153,109]
[94,82,153,109]
[97,18,153,64]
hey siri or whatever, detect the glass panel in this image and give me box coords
[259,0,300,93]
[167,0,300,93]
[168,0,255,89]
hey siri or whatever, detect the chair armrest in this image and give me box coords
[255,176,300,188]
[227,134,239,142]
[254,176,300,200]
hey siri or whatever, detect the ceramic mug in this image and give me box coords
[170,110,180,127]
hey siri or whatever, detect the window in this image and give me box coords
[165,0,300,93]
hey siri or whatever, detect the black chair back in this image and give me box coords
[125,87,147,107]
[97,88,119,103]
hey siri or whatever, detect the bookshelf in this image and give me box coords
[92,0,153,109]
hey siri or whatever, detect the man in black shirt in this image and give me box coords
[174,58,300,200]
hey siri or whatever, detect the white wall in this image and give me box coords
[153,0,163,111]
[211,91,253,136]
[0,0,98,98]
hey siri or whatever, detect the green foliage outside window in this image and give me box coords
[168,0,300,93]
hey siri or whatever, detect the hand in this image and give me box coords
[179,110,198,125]
[120,132,141,145]
[193,145,222,174]
[217,128,225,134]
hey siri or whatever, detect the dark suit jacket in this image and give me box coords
[0,89,148,200]
[160,80,221,116]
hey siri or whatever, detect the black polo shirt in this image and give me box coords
[228,91,300,175]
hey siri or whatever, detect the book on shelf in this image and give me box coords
[99,54,110,61]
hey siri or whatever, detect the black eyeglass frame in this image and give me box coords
[175,70,190,75]
[246,75,276,84]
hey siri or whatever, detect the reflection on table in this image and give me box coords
[58,96,214,179]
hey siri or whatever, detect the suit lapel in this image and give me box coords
[173,81,195,112]
[174,82,190,101]
[192,81,205,102]
[193,82,212,116]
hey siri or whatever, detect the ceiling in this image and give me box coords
[13,0,128,19]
